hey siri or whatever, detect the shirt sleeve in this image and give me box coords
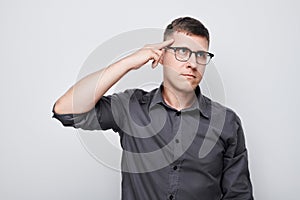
[221,115,254,200]
[52,95,120,132]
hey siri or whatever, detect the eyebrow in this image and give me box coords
[173,46,207,52]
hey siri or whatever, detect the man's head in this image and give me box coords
[163,17,210,46]
[160,17,212,93]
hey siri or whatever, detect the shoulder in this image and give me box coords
[202,94,242,129]
[202,95,245,146]
[111,87,158,103]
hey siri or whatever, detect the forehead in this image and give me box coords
[168,31,209,51]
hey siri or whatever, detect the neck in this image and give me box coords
[162,85,197,111]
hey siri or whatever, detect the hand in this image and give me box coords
[126,39,174,70]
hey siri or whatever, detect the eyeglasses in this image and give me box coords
[164,46,214,65]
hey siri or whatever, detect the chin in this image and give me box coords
[174,80,196,93]
[182,79,200,91]
[164,72,200,93]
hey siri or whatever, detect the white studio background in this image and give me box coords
[0,0,299,199]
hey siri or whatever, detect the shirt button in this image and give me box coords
[176,111,181,116]
[173,165,178,170]
[175,139,179,143]
[169,194,174,200]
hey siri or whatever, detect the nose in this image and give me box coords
[185,54,198,69]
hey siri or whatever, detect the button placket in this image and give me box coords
[167,110,184,200]
[167,160,180,200]
[174,132,183,159]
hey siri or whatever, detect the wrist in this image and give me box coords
[118,53,140,71]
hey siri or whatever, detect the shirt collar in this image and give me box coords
[149,83,210,119]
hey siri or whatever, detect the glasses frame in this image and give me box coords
[164,46,214,65]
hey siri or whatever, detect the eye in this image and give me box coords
[177,47,189,54]
[196,51,207,59]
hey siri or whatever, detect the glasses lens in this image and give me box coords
[196,52,210,65]
[175,48,191,61]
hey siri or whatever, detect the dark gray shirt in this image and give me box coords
[53,84,253,200]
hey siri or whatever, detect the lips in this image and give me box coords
[181,73,196,78]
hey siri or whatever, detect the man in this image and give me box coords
[53,17,254,199]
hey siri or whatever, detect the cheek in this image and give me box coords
[162,54,183,71]
[197,66,206,77]
[162,53,174,66]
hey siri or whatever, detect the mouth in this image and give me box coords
[181,73,196,79]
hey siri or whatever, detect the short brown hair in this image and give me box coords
[164,17,210,45]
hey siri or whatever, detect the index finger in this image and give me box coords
[156,39,174,49]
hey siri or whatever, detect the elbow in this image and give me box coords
[53,98,70,114]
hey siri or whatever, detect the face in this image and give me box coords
[160,31,209,93]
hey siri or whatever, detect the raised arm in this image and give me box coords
[53,39,174,115]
